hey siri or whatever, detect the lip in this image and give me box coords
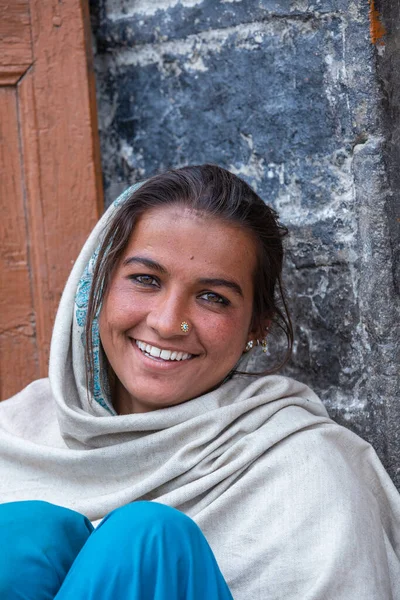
[130,339,198,370]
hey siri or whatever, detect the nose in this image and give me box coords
[146,290,189,338]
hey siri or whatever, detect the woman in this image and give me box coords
[0,165,399,599]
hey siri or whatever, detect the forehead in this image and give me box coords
[122,205,257,282]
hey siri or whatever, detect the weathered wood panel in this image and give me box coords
[0,0,32,83]
[26,0,103,322]
[0,88,38,398]
[0,0,103,399]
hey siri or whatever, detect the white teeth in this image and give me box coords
[135,341,193,362]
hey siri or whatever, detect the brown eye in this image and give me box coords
[130,275,159,287]
[198,292,230,306]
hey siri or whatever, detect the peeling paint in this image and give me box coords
[109,19,319,68]
[184,54,208,72]
[106,0,204,20]
[229,133,266,189]
[369,0,386,45]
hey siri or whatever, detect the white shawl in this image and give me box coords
[1,187,400,599]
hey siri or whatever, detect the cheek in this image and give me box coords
[198,313,249,354]
[98,299,128,350]
[100,288,147,331]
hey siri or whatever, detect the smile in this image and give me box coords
[135,340,194,362]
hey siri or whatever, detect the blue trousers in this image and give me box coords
[0,500,233,599]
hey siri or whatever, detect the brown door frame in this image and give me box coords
[0,0,103,398]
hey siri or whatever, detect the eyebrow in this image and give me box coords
[122,256,167,274]
[122,256,243,297]
[197,278,243,297]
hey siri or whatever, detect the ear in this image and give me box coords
[247,318,271,343]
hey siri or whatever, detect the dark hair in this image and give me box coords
[86,164,293,395]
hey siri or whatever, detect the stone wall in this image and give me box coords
[90,0,400,487]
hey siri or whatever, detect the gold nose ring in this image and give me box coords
[180,321,190,334]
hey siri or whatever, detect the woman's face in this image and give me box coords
[99,205,259,414]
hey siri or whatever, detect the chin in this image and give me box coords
[123,386,191,412]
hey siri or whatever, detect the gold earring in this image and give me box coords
[255,338,268,353]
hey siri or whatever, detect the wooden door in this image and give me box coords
[0,0,103,399]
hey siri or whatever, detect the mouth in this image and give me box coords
[135,340,195,362]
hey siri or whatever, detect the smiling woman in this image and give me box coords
[99,205,258,414]
[85,165,292,416]
[0,165,400,600]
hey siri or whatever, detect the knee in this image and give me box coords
[0,500,93,539]
[0,499,57,523]
[98,501,200,541]
[0,499,78,523]
[0,501,93,597]
[92,502,210,575]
